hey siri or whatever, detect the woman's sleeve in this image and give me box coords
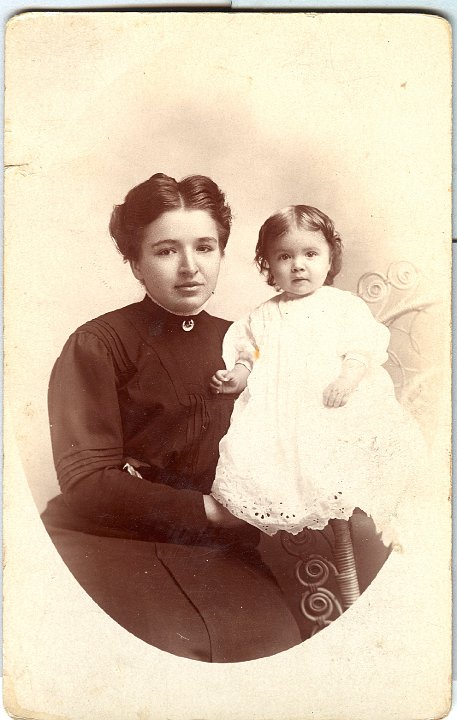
[221,314,258,371]
[338,293,391,368]
[48,331,209,536]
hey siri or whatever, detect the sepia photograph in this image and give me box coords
[4,11,452,719]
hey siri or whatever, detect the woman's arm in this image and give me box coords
[49,331,241,537]
[203,495,249,528]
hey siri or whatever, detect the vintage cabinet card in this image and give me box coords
[4,11,452,719]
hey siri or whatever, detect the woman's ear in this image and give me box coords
[130,259,144,283]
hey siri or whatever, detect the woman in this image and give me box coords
[41,172,302,663]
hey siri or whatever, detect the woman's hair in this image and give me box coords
[255,205,343,287]
[109,173,232,261]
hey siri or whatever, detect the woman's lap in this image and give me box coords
[41,498,301,663]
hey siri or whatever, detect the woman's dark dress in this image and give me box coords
[41,296,301,662]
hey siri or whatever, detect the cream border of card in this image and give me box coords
[3,11,452,720]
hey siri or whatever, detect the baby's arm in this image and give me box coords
[325,292,390,408]
[210,360,251,395]
[323,357,367,408]
[210,313,258,395]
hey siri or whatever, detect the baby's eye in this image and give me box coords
[278,253,290,261]
[305,250,318,257]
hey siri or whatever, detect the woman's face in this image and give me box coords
[131,208,223,315]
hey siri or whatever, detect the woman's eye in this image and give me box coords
[197,245,214,253]
[306,251,317,257]
[156,248,175,256]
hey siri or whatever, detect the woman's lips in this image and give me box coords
[175,282,204,292]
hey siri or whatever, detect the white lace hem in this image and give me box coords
[210,488,398,547]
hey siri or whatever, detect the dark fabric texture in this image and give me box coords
[43,297,301,661]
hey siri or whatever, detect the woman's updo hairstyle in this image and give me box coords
[109,173,232,262]
[255,205,343,287]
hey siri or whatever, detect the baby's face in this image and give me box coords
[267,228,331,297]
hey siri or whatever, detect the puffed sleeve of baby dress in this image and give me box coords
[337,291,390,368]
[221,313,259,371]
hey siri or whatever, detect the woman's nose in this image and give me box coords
[179,251,198,275]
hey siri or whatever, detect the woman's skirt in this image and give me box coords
[41,494,301,663]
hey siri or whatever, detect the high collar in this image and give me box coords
[145,291,210,317]
[140,295,207,331]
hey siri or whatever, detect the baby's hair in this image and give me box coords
[255,205,343,287]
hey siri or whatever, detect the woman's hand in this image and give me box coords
[203,495,247,528]
[210,365,250,395]
[323,358,367,408]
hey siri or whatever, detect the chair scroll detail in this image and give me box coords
[281,521,360,636]
[357,260,440,427]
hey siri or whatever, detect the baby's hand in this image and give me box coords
[323,358,367,408]
[323,377,358,408]
[210,365,249,395]
[210,369,238,394]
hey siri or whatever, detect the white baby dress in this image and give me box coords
[211,286,426,545]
